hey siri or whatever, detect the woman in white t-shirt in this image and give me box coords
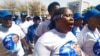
[34,7,85,56]
[77,8,100,56]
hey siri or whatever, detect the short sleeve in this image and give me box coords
[17,26,25,39]
[35,20,50,37]
[35,23,43,37]
[34,42,51,56]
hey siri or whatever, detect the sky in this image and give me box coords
[40,0,100,7]
[0,0,100,8]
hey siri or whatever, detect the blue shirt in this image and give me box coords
[26,24,38,43]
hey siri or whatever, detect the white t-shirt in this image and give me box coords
[0,23,25,56]
[28,20,34,25]
[35,20,51,37]
[34,29,85,56]
[19,21,32,34]
[77,26,100,56]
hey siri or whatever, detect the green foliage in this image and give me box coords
[28,1,46,15]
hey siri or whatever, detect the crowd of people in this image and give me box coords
[0,1,100,56]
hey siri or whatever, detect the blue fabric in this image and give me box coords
[84,8,100,21]
[0,10,12,18]
[93,37,100,56]
[74,12,83,20]
[3,34,15,50]
[26,24,38,43]
[72,26,82,36]
[95,4,100,11]
[59,40,78,56]
[72,27,77,36]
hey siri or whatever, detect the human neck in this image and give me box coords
[2,24,11,28]
[55,27,69,34]
[88,25,96,31]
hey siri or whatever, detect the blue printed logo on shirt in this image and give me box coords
[93,38,100,56]
[59,41,80,56]
[3,33,19,50]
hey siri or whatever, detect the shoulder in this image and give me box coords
[81,26,90,34]
[67,31,77,42]
[77,26,90,37]
[37,29,56,43]
[40,20,51,26]
[28,25,33,28]
[12,24,21,29]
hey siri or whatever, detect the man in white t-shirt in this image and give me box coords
[77,8,100,56]
[72,12,83,37]
[19,13,32,34]
[0,10,29,56]
[34,2,60,43]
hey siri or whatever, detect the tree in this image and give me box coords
[0,0,16,14]
[28,1,47,16]
[16,2,27,13]
[0,0,47,16]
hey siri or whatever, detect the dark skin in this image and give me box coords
[1,16,12,28]
[74,19,83,27]
[55,8,74,33]
[34,5,60,44]
[33,20,41,25]
[27,17,32,21]
[87,16,98,31]
[1,16,29,50]
[0,19,1,24]
[95,15,100,30]
[49,5,60,17]
[21,16,26,22]
[97,19,100,30]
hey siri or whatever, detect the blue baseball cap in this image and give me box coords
[74,12,84,20]
[84,8,100,21]
[33,16,40,20]
[95,4,100,11]
[0,10,12,18]
[21,13,27,17]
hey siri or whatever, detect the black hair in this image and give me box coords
[48,2,60,13]
[21,13,27,17]
[48,7,67,30]
[33,16,41,21]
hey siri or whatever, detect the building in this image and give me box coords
[68,0,91,13]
